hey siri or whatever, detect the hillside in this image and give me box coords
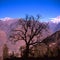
[42,30,60,45]
[0,18,52,56]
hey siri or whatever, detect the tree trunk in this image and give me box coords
[23,44,29,58]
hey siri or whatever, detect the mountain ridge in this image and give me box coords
[42,30,60,45]
[0,16,60,56]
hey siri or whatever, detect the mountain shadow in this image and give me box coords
[42,30,60,45]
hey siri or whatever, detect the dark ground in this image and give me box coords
[4,56,60,60]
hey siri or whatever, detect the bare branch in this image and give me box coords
[29,41,41,45]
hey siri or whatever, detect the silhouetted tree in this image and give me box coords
[19,46,26,57]
[29,43,48,57]
[9,15,48,58]
[48,43,58,57]
[3,44,9,60]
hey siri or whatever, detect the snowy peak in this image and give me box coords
[0,17,14,21]
[48,16,60,32]
[50,16,60,24]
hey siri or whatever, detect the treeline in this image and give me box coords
[3,42,60,60]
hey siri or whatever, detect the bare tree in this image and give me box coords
[9,15,48,58]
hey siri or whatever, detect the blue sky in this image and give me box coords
[0,0,60,21]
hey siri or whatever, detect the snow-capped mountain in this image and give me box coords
[0,17,20,56]
[0,16,60,56]
[0,17,51,56]
[0,17,13,21]
[48,16,60,32]
[0,17,19,33]
[1,16,60,35]
[50,16,60,24]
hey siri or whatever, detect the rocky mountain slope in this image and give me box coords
[42,30,60,45]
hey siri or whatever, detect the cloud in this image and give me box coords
[50,16,60,24]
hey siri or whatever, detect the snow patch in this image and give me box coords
[0,17,13,21]
[50,16,60,24]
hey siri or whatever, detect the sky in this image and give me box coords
[0,0,60,21]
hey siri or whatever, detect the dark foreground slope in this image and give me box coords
[42,30,60,45]
[4,30,60,60]
[4,57,60,60]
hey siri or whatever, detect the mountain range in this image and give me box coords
[42,30,60,45]
[0,16,60,56]
[48,16,60,32]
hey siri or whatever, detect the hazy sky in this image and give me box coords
[0,0,60,21]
